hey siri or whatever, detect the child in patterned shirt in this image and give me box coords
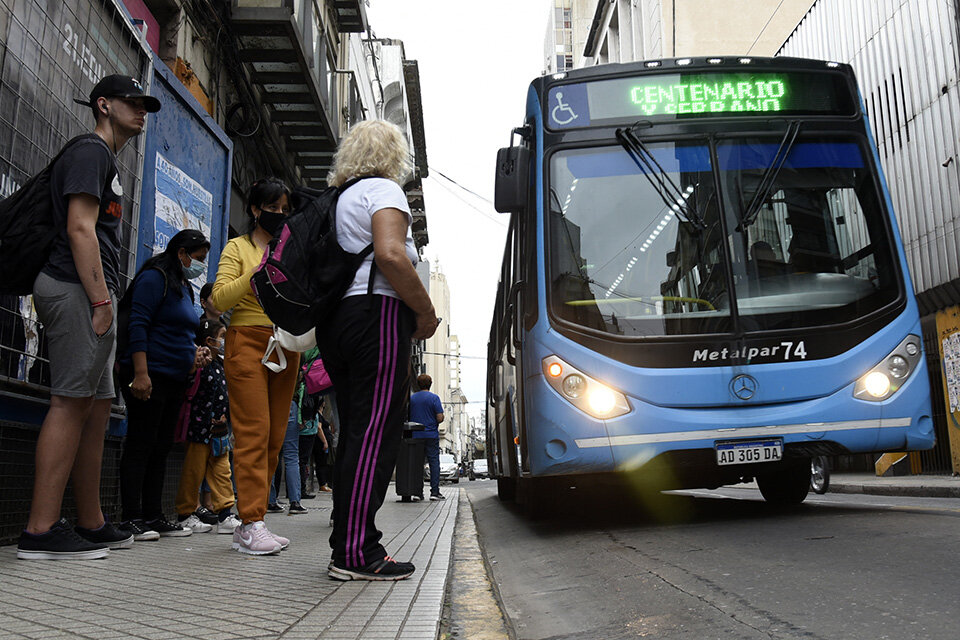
[174,319,241,534]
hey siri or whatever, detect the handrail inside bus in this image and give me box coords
[565,296,716,310]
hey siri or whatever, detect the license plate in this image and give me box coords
[715,439,783,466]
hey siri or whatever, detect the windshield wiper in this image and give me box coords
[737,120,802,231]
[615,127,705,230]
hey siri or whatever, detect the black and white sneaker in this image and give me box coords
[288,502,308,515]
[75,521,134,550]
[329,556,415,581]
[144,517,192,537]
[17,519,109,560]
[429,493,446,501]
[267,503,285,513]
[118,519,160,541]
[194,506,219,525]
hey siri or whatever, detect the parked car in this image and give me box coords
[425,453,459,484]
[469,458,488,480]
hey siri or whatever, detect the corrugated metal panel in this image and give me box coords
[779,0,960,300]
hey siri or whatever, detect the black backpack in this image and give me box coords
[0,134,107,295]
[251,177,374,335]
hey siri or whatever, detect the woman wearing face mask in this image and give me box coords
[117,229,213,541]
[211,178,300,555]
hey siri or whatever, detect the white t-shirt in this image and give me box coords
[336,177,418,299]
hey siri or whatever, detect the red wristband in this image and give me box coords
[91,299,112,308]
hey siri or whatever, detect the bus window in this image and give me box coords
[717,137,900,331]
[548,142,732,337]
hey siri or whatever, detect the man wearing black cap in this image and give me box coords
[17,76,161,560]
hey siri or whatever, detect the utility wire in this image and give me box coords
[425,174,507,227]
[746,0,787,55]
[430,168,495,205]
[421,351,486,360]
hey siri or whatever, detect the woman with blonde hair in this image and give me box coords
[321,119,438,581]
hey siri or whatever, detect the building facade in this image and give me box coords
[779,0,960,473]
[546,0,814,71]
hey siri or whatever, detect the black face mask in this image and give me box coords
[257,210,286,235]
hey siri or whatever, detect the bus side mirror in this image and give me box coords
[495,146,530,213]
[666,251,678,267]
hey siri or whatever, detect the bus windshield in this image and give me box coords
[548,136,901,337]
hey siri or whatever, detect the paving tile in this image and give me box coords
[0,488,458,640]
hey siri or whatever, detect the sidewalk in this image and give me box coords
[828,472,960,499]
[0,486,458,640]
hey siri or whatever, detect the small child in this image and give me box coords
[174,319,241,534]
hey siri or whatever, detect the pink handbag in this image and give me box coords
[303,357,333,394]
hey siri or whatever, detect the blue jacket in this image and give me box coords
[121,268,197,380]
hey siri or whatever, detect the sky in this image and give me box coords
[366,0,552,417]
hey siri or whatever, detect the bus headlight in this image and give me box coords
[542,355,631,419]
[854,335,923,401]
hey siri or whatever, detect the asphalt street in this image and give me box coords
[462,480,960,640]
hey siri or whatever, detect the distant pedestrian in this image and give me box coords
[410,374,445,501]
[117,229,212,540]
[320,120,438,581]
[211,178,300,556]
[315,399,334,493]
[174,318,241,535]
[18,75,160,560]
[199,282,223,323]
[268,399,306,515]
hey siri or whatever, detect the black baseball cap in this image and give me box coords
[74,74,161,113]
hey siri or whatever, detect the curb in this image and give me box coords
[828,482,960,499]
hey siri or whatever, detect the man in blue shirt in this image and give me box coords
[410,374,445,500]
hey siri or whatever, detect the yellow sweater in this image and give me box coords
[211,236,272,327]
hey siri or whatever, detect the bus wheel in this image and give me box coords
[497,477,516,502]
[757,462,811,505]
[810,456,830,494]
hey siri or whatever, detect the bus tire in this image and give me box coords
[497,477,516,502]
[757,462,811,505]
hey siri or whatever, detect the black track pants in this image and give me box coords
[319,295,413,568]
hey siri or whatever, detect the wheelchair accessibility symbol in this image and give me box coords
[551,92,578,126]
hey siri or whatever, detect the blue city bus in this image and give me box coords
[487,57,934,505]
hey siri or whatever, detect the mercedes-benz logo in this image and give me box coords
[730,374,758,401]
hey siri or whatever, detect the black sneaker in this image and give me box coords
[429,493,446,501]
[301,492,317,500]
[328,556,415,581]
[194,506,219,525]
[17,518,109,560]
[288,502,308,515]
[75,520,134,550]
[267,503,285,513]
[144,517,192,537]
[118,519,160,541]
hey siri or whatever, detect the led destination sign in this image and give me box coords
[546,70,855,129]
[629,77,787,116]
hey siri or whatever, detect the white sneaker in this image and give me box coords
[233,521,281,555]
[180,514,212,533]
[217,514,241,534]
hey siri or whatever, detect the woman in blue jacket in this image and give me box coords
[117,229,211,541]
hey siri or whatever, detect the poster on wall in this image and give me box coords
[935,306,960,474]
[154,153,213,307]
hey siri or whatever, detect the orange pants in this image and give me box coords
[175,442,235,516]
[224,326,300,523]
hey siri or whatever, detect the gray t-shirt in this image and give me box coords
[41,136,122,295]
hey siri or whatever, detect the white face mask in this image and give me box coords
[216,337,225,356]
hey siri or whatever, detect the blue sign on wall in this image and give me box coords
[139,55,232,290]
